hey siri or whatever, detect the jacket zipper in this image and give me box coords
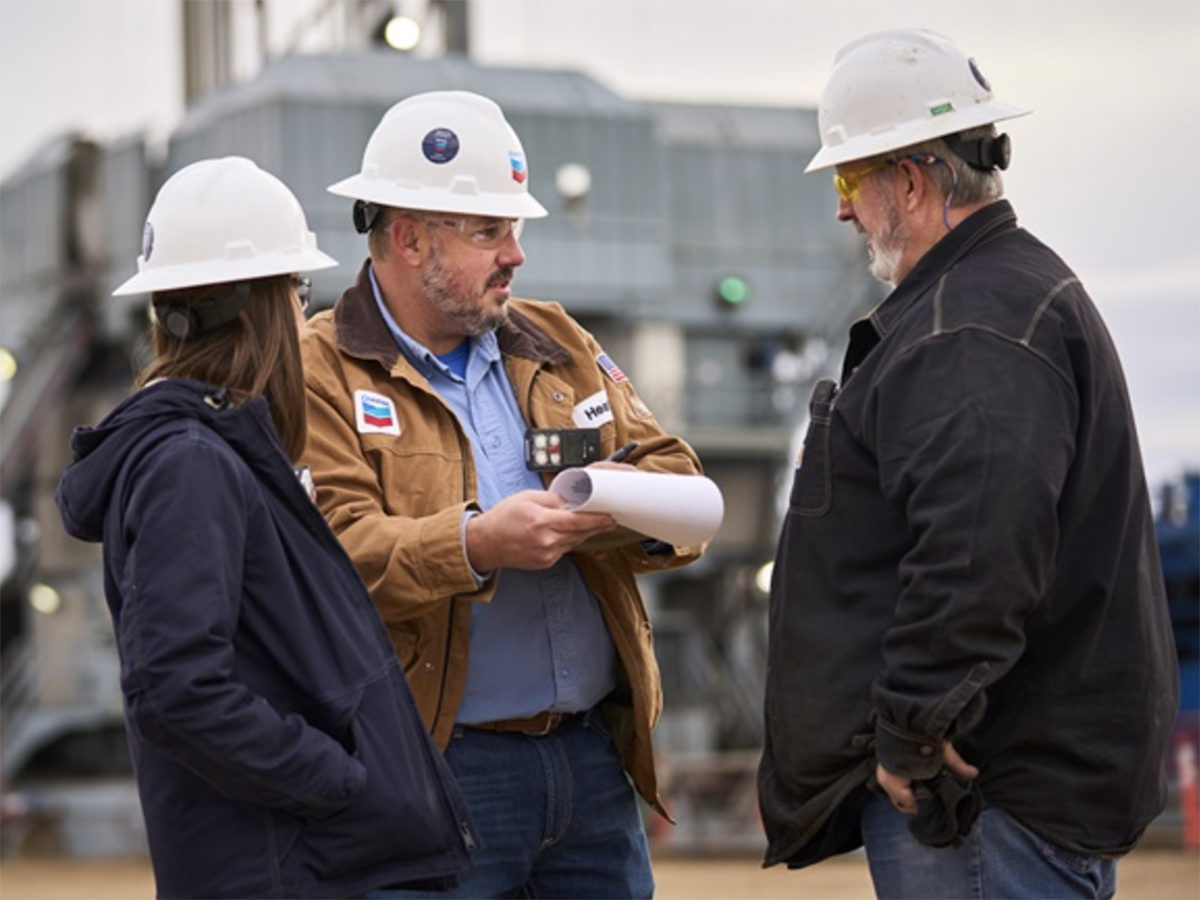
[459,820,477,852]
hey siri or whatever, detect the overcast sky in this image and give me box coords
[1,0,1197,490]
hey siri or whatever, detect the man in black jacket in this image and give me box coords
[758,29,1179,900]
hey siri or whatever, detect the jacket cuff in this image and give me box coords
[874,716,944,780]
[416,503,490,597]
[461,510,489,585]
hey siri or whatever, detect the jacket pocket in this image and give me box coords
[789,378,837,517]
[273,668,473,891]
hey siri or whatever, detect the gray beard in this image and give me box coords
[866,195,907,287]
[421,246,510,336]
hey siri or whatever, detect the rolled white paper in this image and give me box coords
[548,468,724,547]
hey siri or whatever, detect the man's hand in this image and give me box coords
[876,742,980,814]
[465,489,618,573]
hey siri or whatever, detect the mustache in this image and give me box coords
[488,267,515,289]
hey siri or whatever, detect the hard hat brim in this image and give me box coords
[804,100,1032,173]
[112,248,338,296]
[327,175,550,220]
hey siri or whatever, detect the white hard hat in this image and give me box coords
[113,157,337,296]
[327,90,548,220]
[805,29,1031,173]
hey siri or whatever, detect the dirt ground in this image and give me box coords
[0,846,1195,900]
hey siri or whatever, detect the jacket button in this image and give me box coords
[920,745,935,756]
[552,392,565,402]
[424,662,434,672]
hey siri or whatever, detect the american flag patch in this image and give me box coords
[354,389,401,435]
[597,352,627,384]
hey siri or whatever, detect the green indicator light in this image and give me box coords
[717,275,750,305]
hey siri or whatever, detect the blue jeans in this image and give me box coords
[367,710,654,899]
[861,791,1117,899]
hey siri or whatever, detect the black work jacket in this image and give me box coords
[759,201,1179,868]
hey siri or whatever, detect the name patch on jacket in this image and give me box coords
[354,389,401,435]
[573,390,614,428]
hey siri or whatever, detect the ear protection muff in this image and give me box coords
[160,305,200,340]
[352,199,381,234]
[944,132,1012,171]
[155,282,253,341]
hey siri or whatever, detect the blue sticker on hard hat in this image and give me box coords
[142,221,154,262]
[422,128,460,164]
[510,151,527,184]
[968,58,992,92]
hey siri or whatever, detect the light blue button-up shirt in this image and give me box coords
[370,269,617,723]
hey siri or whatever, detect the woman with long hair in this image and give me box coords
[56,157,476,899]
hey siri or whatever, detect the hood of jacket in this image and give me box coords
[57,379,281,543]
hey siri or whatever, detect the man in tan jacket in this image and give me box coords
[301,90,707,899]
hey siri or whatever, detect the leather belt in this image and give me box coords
[464,711,581,736]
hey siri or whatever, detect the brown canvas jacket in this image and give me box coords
[301,260,706,818]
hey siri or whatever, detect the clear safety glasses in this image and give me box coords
[291,275,312,311]
[420,215,525,250]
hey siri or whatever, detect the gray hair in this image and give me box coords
[368,206,404,260]
[860,125,1006,208]
[904,125,1006,207]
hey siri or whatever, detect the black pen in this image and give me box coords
[607,442,639,463]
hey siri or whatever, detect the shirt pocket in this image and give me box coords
[789,378,837,517]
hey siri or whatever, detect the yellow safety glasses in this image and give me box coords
[832,159,896,203]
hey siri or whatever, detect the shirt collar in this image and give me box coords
[368,263,501,379]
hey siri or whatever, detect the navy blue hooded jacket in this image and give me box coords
[56,379,476,899]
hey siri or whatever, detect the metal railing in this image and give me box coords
[0,635,40,781]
